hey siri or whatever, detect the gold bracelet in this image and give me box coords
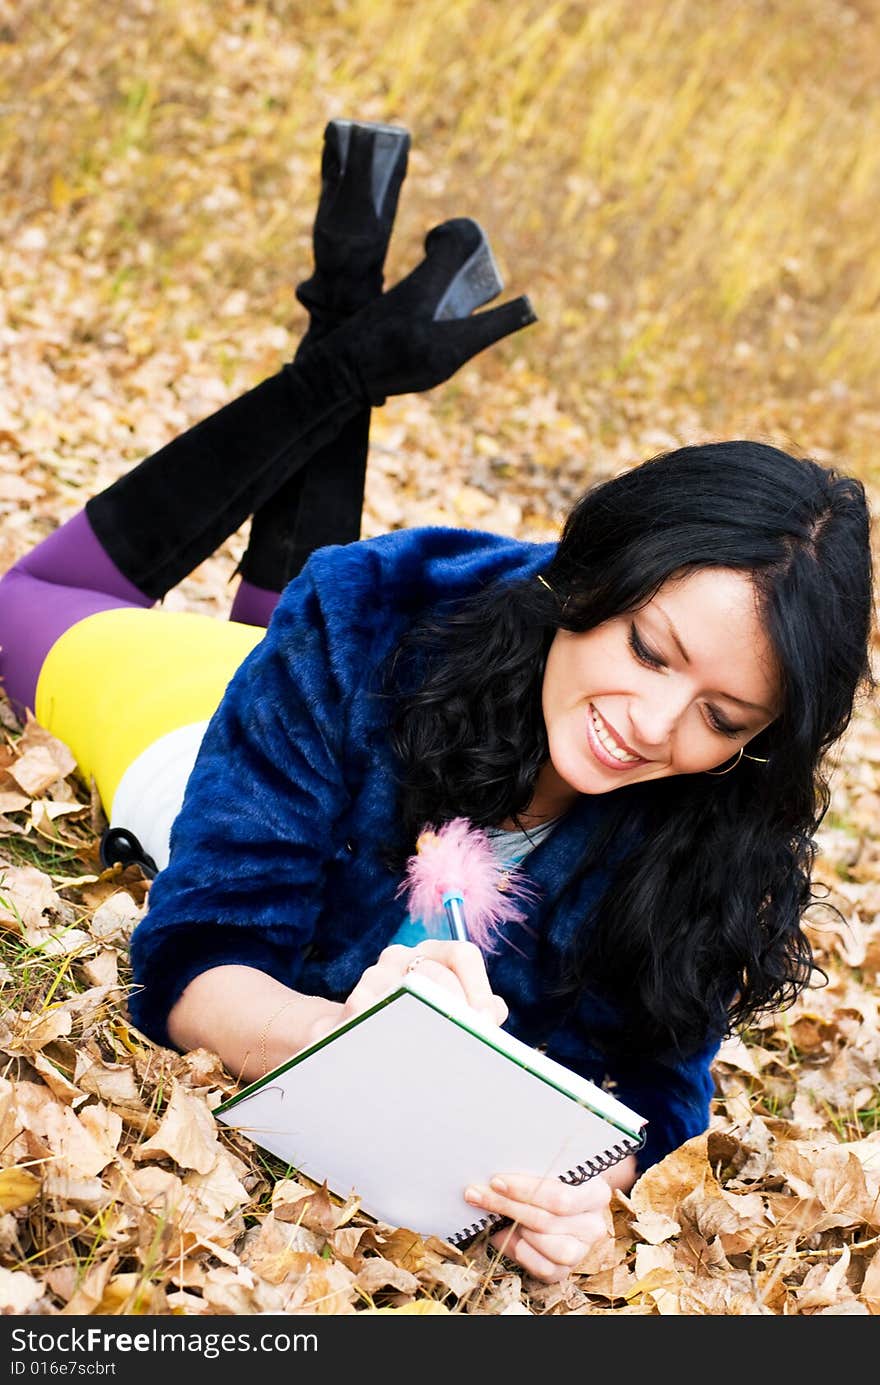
[257,998,298,1077]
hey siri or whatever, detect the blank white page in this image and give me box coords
[216,976,646,1244]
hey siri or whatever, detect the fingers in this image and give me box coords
[339,945,418,1015]
[342,941,508,1025]
[340,968,398,1018]
[477,1174,614,1284]
[404,939,508,1022]
[488,1224,593,1283]
[464,1172,610,1236]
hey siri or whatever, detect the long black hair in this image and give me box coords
[385,441,875,1056]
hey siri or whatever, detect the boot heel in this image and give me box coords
[323,118,411,221]
[433,232,504,320]
[296,118,412,329]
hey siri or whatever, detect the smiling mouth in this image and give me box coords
[588,705,648,767]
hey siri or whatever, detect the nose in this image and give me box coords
[628,689,687,753]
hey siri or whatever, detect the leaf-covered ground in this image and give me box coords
[0,0,878,1315]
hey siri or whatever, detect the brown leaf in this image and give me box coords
[74,1051,145,1108]
[272,1178,353,1233]
[328,1226,369,1269]
[80,949,119,989]
[29,1052,85,1105]
[683,1188,772,1256]
[357,1223,452,1270]
[42,1172,110,1211]
[813,1151,880,1231]
[9,746,68,797]
[242,1216,329,1289]
[78,1103,123,1167]
[0,864,61,943]
[200,1266,287,1314]
[354,1256,420,1297]
[577,1263,638,1303]
[794,1244,856,1312]
[17,714,77,776]
[88,890,145,943]
[184,1149,250,1219]
[94,1274,168,1315]
[630,1134,720,1221]
[361,1299,452,1314]
[283,1257,358,1314]
[627,1260,681,1314]
[630,1207,681,1245]
[0,814,28,838]
[77,868,150,914]
[43,1101,119,1177]
[60,1253,119,1315]
[133,1080,221,1174]
[21,1007,74,1052]
[422,1259,485,1300]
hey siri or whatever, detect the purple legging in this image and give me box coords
[0,510,279,718]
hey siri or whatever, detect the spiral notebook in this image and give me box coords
[214,971,647,1247]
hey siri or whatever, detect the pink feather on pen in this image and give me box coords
[397,816,538,953]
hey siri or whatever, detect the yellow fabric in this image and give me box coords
[35,606,264,813]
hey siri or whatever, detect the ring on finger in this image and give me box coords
[405,954,427,975]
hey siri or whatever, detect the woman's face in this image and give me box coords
[537,567,781,815]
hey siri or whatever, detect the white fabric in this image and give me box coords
[484,818,559,860]
[111,719,560,886]
[110,720,209,873]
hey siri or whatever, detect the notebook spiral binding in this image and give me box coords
[448,1127,647,1248]
[558,1127,647,1184]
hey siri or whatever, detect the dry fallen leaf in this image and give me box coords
[0,1265,46,1313]
[0,1167,41,1212]
[134,1081,222,1175]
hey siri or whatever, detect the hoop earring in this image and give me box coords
[705,747,744,776]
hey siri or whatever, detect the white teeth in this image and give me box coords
[591,708,641,763]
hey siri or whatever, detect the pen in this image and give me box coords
[442,891,469,943]
[402,818,536,955]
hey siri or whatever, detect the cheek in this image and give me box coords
[671,718,744,775]
[543,632,608,715]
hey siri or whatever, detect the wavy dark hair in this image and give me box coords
[384,441,875,1057]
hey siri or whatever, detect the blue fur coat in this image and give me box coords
[129,525,721,1170]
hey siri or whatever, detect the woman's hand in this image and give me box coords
[463,1172,614,1284]
[337,940,508,1027]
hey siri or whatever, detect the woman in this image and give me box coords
[0,122,874,1285]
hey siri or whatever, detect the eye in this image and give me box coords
[630,621,747,739]
[628,622,665,669]
[705,705,743,739]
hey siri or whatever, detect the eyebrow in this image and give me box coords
[650,602,774,714]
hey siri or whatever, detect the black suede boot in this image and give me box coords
[85,218,536,600]
[297,119,412,329]
[237,119,410,594]
[238,120,508,591]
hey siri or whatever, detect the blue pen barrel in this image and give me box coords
[442,892,469,943]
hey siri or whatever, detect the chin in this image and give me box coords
[548,748,611,799]
[551,743,656,798]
